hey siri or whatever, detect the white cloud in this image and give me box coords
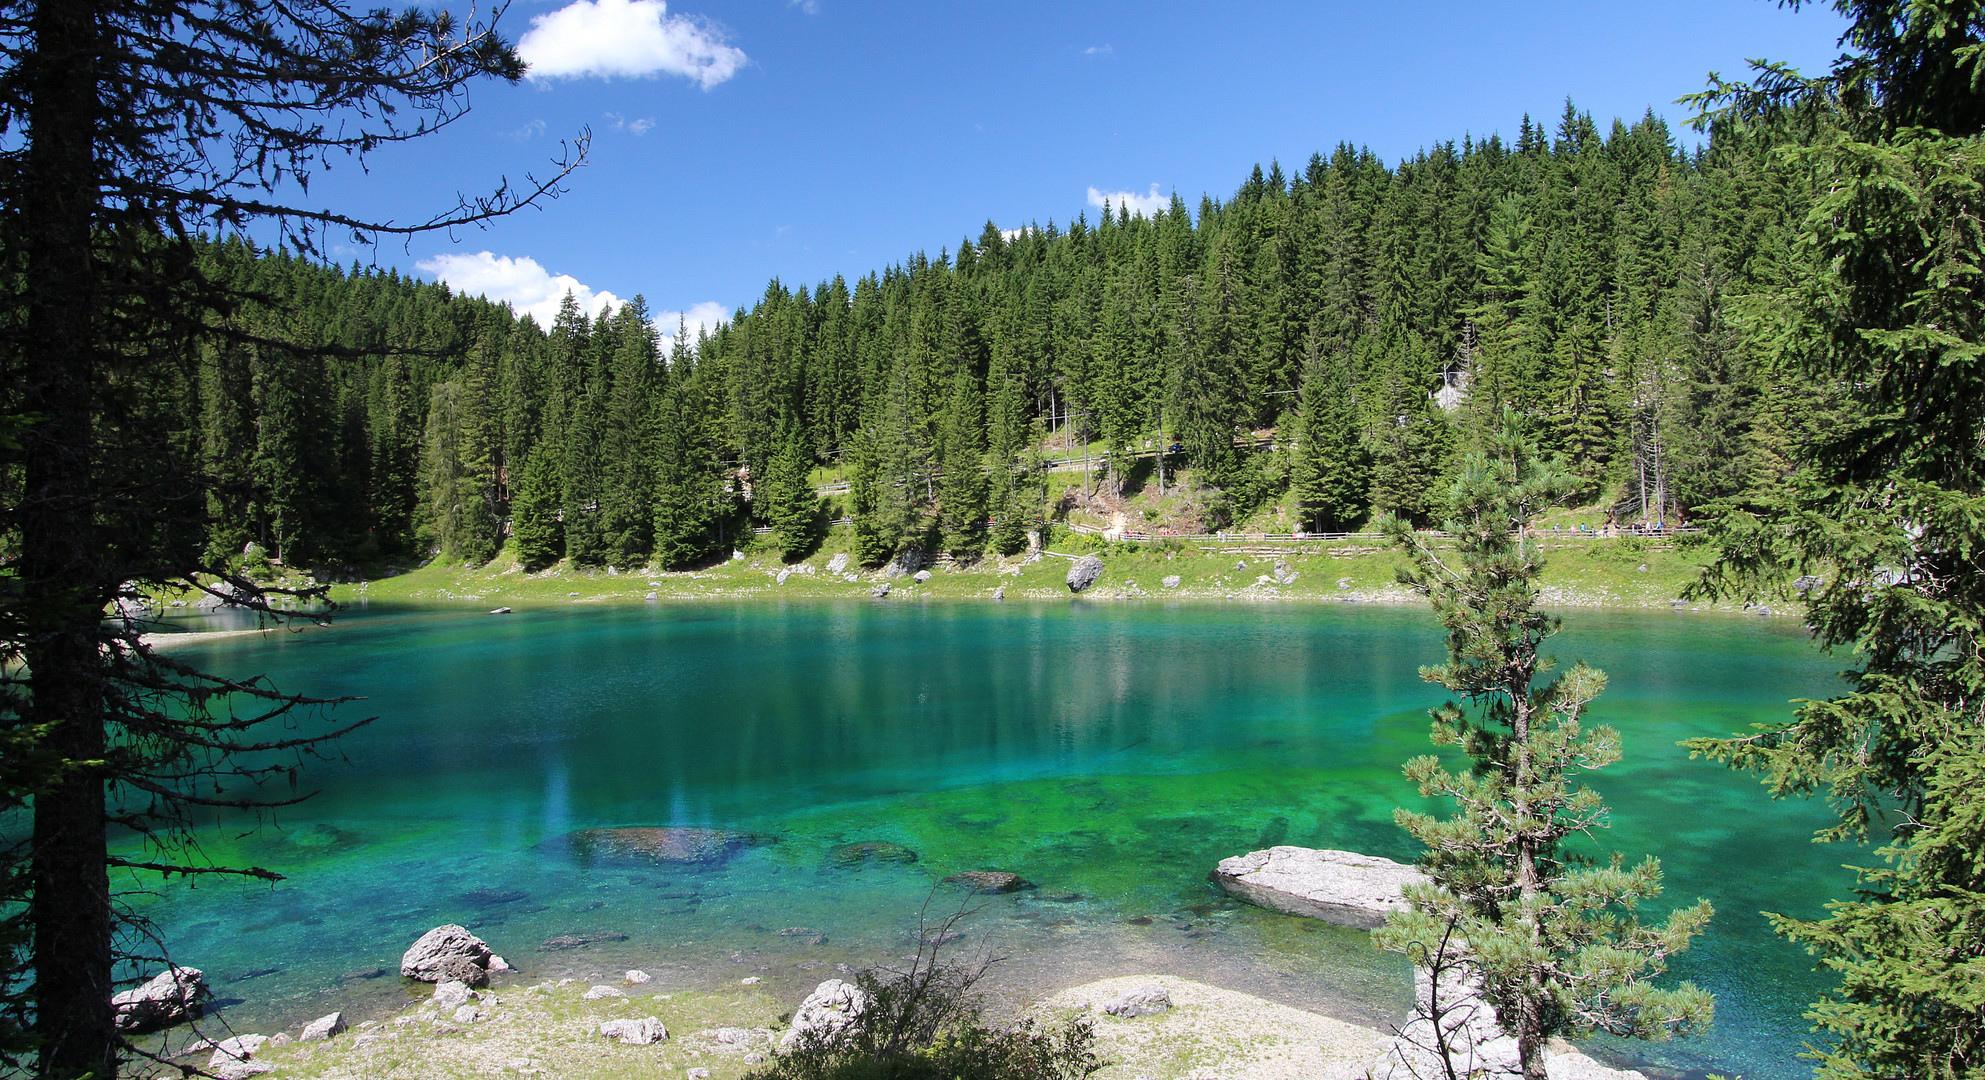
[1084,44,1114,57]
[655,301,732,353]
[790,0,821,12]
[605,112,656,135]
[418,251,623,325]
[506,118,547,141]
[1000,227,1031,242]
[1087,183,1170,219]
[518,0,747,88]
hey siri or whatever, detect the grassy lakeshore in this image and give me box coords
[314,525,1754,614]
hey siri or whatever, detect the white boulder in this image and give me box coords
[1102,984,1171,1017]
[400,924,493,983]
[432,979,473,1010]
[779,978,869,1051]
[299,1011,346,1042]
[599,1016,669,1045]
[111,967,208,1033]
[1212,846,1425,928]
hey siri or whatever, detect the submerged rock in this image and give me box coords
[1066,555,1104,593]
[538,931,630,951]
[780,979,869,1051]
[943,870,1035,894]
[1211,846,1424,929]
[563,826,773,867]
[401,925,493,982]
[112,967,208,1033]
[828,841,919,867]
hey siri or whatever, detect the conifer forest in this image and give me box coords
[198,103,1817,574]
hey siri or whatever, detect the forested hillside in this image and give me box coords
[206,102,1828,573]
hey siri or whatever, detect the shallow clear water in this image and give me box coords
[125,600,1849,1079]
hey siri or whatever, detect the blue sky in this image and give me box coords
[315,1,1852,339]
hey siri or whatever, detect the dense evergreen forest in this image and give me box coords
[206,101,1824,573]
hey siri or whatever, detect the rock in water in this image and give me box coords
[826,552,849,575]
[599,1016,669,1045]
[1103,985,1171,1017]
[488,606,511,614]
[780,979,869,1051]
[828,841,918,867]
[401,924,493,982]
[538,931,629,951]
[993,585,1006,600]
[112,967,208,1033]
[1211,846,1425,929]
[299,1011,347,1041]
[1066,555,1104,593]
[563,826,772,867]
[943,870,1034,893]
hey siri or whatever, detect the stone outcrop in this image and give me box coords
[112,967,209,1033]
[1066,555,1104,593]
[1103,984,1171,1017]
[780,979,869,1051]
[432,980,473,1010]
[600,1016,669,1045]
[826,553,849,575]
[401,925,493,983]
[207,1034,271,1080]
[1211,846,1424,929]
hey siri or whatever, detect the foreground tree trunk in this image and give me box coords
[20,1,117,1075]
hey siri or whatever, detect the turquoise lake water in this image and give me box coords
[126,600,1852,1079]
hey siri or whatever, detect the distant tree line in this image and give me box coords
[200,101,1830,573]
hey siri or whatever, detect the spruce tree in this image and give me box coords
[650,384,719,571]
[509,446,565,571]
[1685,6,1985,1076]
[938,365,989,555]
[761,420,822,561]
[1380,413,1714,1080]
[1288,327,1368,532]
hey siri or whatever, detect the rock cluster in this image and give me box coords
[942,870,1034,893]
[1211,846,1424,929]
[564,826,770,866]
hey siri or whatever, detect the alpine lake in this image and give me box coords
[125,599,1853,1080]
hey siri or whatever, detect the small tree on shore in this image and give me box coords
[1379,412,1714,1080]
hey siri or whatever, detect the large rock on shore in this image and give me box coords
[780,979,869,1051]
[1211,846,1424,928]
[401,925,493,983]
[111,967,208,1033]
[1065,555,1104,593]
[563,826,772,866]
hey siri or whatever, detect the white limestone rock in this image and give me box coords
[1212,846,1425,928]
[584,984,625,1000]
[432,979,473,1010]
[299,1010,346,1041]
[779,979,869,1051]
[111,967,208,1033]
[400,924,493,983]
[1102,984,1171,1017]
[599,1016,669,1045]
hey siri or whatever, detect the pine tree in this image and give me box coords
[1380,413,1714,1080]
[599,297,660,567]
[937,365,989,555]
